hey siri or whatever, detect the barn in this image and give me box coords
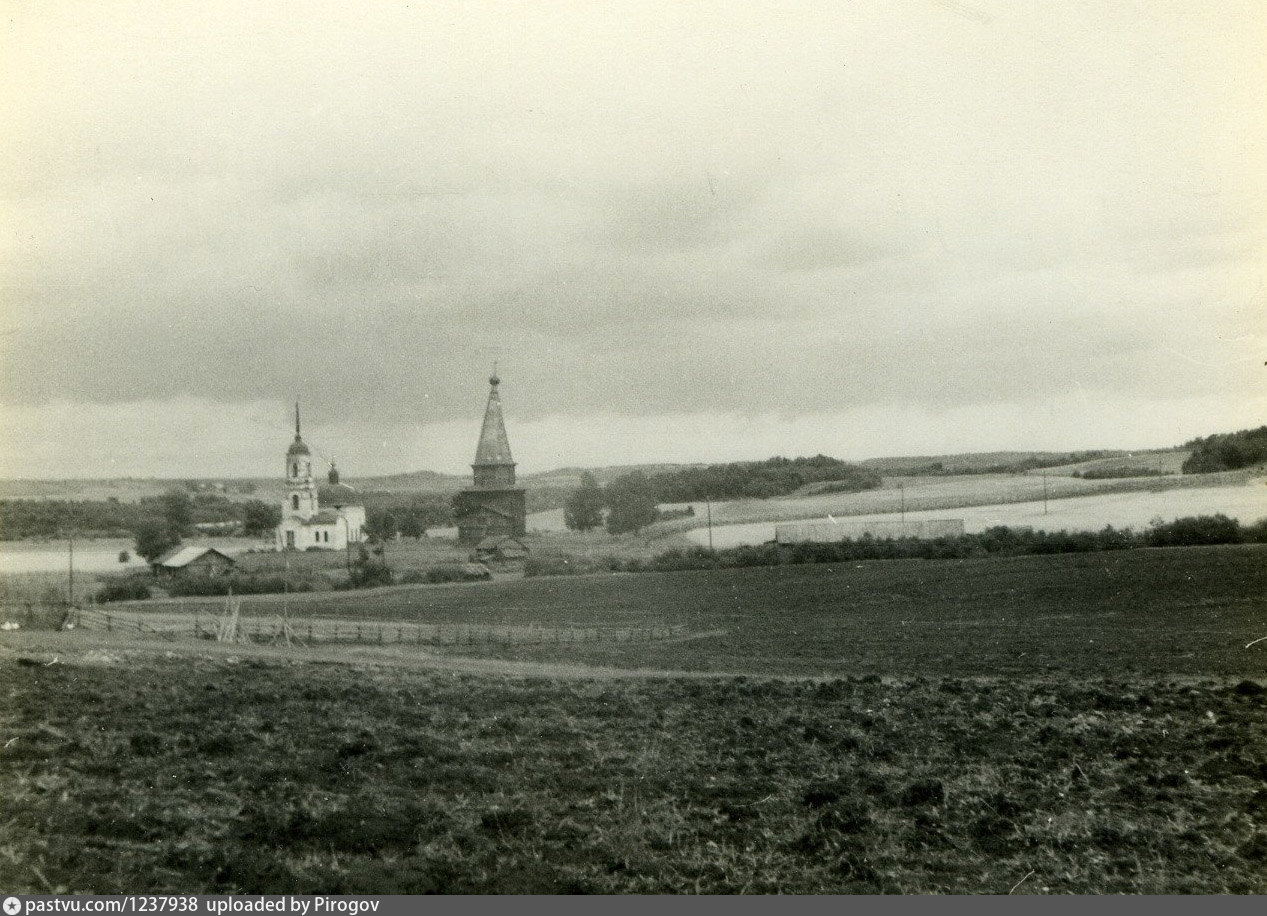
[151,546,237,578]
[471,535,529,565]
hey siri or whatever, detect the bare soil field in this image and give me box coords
[2,650,1265,893]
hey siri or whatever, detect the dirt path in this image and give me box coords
[0,629,742,682]
[2,628,1251,691]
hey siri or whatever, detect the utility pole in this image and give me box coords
[706,495,714,553]
[1042,471,1049,515]
[67,525,75,608]
[900,482,906,522]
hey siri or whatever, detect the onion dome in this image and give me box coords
[287,401,311,455]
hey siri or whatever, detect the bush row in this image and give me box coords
[95,573,318,602]
[94,578,153,603]
[398,564,491,585]
[165,575,316,597]
[1071,466,1171,479]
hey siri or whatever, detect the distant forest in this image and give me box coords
[1182,426,1267,474]
[865,450,1121,476]
[648,455,881,502]
[0,493,279,541]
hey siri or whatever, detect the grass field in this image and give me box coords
[229,532,683,583]
[105,544,1267,678]
[3,544,1266,893]
[1037,450,1190,477]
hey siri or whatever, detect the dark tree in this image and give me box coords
[241,500,281,537]
[399,505,426,540]
[564,472,605,531]
[394,497,452,539]
[159,490,194,536]
[605,471,660,535]
[348,544,393,588]
[364,508,398,544]
[134,520,181,564]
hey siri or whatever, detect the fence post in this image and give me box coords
[106,613,112,633]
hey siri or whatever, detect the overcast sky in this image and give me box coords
[1,1,1263,479]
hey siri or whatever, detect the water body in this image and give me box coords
[0,538,251,575]
[682,481,1267,549]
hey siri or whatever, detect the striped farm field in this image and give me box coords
[651,469,1265,538]
[681,476,1267,548]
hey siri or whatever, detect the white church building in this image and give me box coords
[275,405,367,551]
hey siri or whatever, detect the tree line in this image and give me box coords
[0,493,280,544]
[1182,426,1267,474]
[649,455,881,501]
[563,455,881,535]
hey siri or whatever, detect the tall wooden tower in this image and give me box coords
[453,371,527,545]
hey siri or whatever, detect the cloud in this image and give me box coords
[1,1,1264,475]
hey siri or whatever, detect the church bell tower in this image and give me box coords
[283,402,318,523]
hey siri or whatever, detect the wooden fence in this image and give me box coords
[69,605,688,647]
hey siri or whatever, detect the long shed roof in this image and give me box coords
[154,546,236,568]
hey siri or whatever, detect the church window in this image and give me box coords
[292,495,299,510]
[292,463,298,477]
